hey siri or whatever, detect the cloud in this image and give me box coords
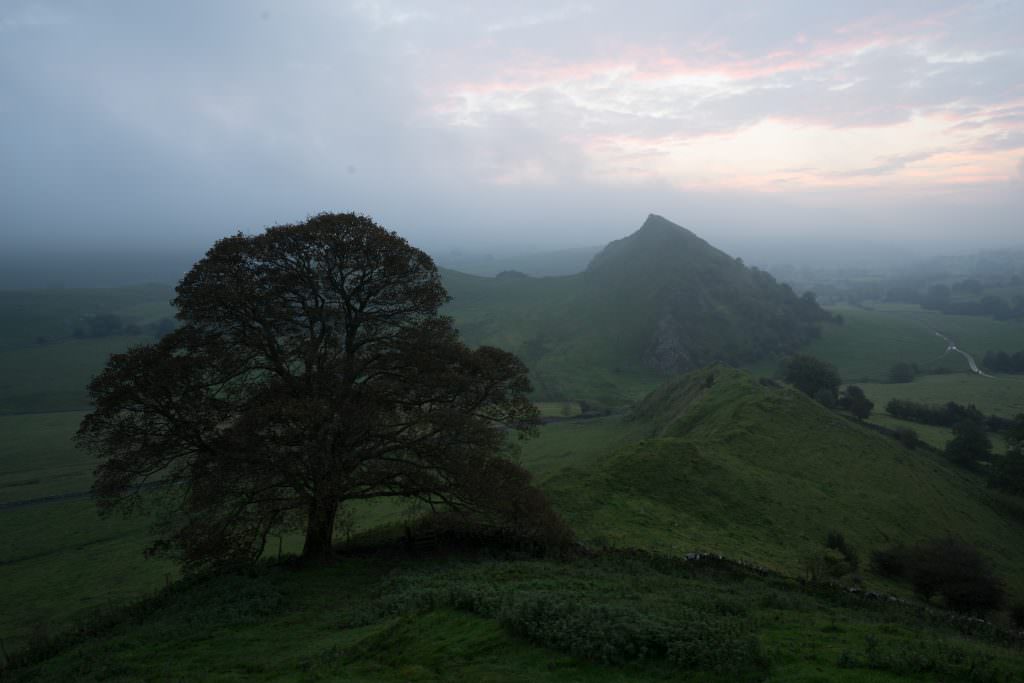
[2,0,1023,250]
[0,2,68,31]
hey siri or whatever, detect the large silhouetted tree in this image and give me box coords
[77,213,550,570]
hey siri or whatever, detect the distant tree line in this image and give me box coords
[72,314,176,340]
[919,284,1024,320]
[885,399,1012,432]
[808,276,1024,321]
[982,350,1024,374]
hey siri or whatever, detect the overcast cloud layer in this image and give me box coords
[1,0,1022,252]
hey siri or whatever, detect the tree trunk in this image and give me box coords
[301,497,338,564]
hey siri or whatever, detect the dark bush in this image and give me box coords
[886,399,984,428]
[888,362,918,383]
[1010,603,1024,629]
[893,427,919,450]
[839,385,873,420]
[825,531,860,571]
[782,354,841,402]
[870,544,907,578]
[814,387,837,408]
[945,420,992,469]
[905,538,1004,614]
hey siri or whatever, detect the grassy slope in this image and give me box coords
[443,268,662,405]
[0,413,177,649]
[0,500,175,650]
[7,554,1024,682]
[544,367,1024,597]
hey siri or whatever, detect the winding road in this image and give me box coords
[932,331,994,378]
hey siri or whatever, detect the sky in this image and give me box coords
[1,0,1023,254]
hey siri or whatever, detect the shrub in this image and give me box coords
[814,388,837,408]
[825,531,860,571]
[888,362,918,383]
[496,591,761,672]
[945,420,992,469]
[893,427,919,450]
[782,354,841,401]
[905,538,1004,614]
[839,385,873,420]
[1010,603,1024,630]
[870,544,907,578]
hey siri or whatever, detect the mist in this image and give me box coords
[2,1,1023,277]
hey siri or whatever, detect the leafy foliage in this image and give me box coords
[839,385,873,420]
[781,354,841,401]
[945,419,993,468]
[905,538,1005,614]
[886,398,985,428]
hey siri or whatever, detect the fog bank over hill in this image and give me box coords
[3,2,1023,254]
[0,229,1014,289]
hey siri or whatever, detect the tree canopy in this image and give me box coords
[839,385,873,420]
[77,213,558,570]
[945,419,992,469]
[781,354,841,402]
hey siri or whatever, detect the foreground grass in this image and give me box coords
[0,500,176,651]
[5,551,1023,682]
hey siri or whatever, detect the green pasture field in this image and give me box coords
[747,302,1024,384]
[0,285,175,414]
[0,412,92,503]
[534,401,582,418]
[0,285,173,352]
[866,302,1024,360]
[859,373,1024,418]
[0,336,155,414]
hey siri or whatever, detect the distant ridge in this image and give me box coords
[577,214,830,373]
[443,214,832,401]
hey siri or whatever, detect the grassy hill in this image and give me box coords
[445,215,830,404]
[8,550,1024,682]
[543,367,1024,597]
[4,243,1024,680]
[5,366,1024,679]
